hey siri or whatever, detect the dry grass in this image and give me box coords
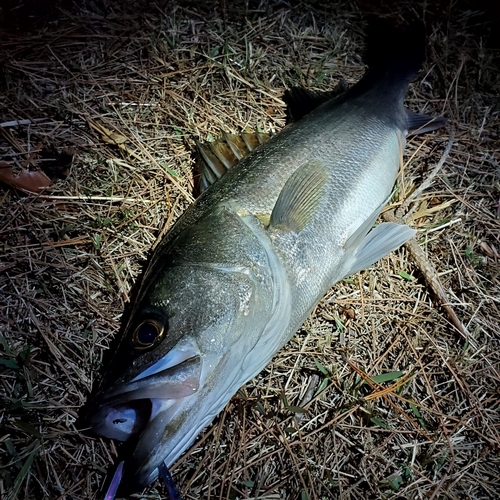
[0,1,499,499]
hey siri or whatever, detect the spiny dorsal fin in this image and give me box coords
[222,133,247,160]
[196,140,228,191]
[241,132,261,151]
[197,132,272,192]
[209,139,238,169]
[269,160,329,233]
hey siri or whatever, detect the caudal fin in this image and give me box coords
[365,18,426,84]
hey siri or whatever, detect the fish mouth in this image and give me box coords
[88,354,203,489]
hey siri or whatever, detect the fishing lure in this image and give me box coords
[103,460,182,500]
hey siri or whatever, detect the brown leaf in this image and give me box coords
[88,121,128,145]
[0,162,51,193]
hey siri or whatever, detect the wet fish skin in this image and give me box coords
[86,22,444,492]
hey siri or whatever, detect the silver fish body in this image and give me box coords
[86,26,444,492]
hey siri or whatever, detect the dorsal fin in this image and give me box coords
[283,80,349,122]
[209,139,237,169]
[222,132,247,160]
[195,140,229,192]
[196,132,272,192]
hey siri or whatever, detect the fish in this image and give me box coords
[85,20,445,494]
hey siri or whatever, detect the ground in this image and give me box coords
[0,1,499,499]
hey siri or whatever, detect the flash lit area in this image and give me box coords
[1,1,499,499]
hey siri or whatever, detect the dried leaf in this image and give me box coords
[0,162,51,193]
[88,121,128,145]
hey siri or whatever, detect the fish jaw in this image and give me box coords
[119,308,294,491]
[87,347,208,491]
[89,353,203,442]
[90,314,292,492]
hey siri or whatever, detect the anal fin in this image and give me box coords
[344,199,388,252]
[407,110,447,135]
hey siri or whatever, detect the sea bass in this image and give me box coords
[86,23,444,493]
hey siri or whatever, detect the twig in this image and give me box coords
[36,194,151,203]
[384,211,473,347]
[397,131,455,220]
[384,131,473,348]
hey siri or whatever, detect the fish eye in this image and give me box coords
[131,319,165,350]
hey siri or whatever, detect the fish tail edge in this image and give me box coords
[365,17,426,83]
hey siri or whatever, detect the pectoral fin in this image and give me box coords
[344,222,416,277]
[269,160,329,233]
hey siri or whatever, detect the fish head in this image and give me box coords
[85,230,278,491]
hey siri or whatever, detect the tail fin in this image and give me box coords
[364,18,426,84]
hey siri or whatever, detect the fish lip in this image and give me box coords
[87,355,202,448]
[86,353,204,492]
[88,395,187,491]
[97,355,202,407]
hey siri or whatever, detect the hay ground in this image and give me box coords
[0,1,499,499]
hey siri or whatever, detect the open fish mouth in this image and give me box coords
[88,355,203,458]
